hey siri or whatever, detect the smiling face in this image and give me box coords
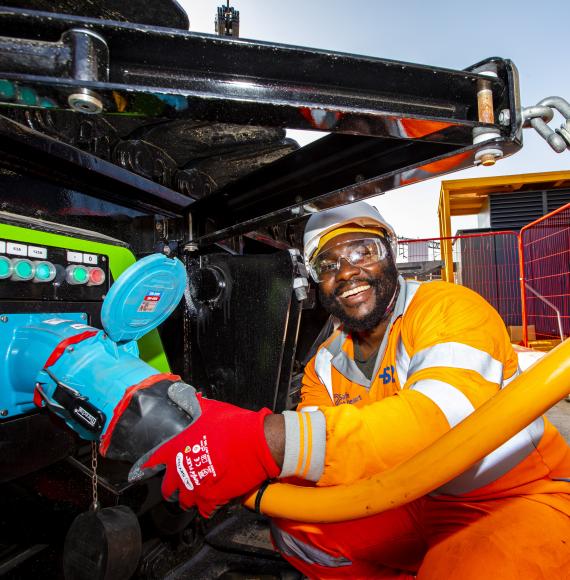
[317,232,399,333]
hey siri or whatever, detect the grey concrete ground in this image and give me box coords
[547,399,570,442]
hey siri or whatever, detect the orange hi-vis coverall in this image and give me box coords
[271,278,570,579]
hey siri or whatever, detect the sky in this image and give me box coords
[178,0,570,238]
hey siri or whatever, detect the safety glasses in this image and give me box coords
[308,237,388,283]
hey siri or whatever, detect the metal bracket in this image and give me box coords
[288,249,309,302]
[0,9,525,244]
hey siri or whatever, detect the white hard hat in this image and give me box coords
[303,201,397,266]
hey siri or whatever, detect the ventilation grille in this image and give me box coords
[490,189,570,230]
[490,191,543,230]
[547,189,570,213]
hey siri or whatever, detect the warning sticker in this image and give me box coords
[137,291,162,313]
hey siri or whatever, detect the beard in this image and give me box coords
[318,259,399,333]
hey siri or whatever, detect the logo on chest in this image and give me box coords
[334,392,363,406]
[379,365,396,384]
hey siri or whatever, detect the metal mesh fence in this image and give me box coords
[398,231,521,328]
[520,203,570,343]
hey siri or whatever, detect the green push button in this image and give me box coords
[34,261,56,282]
[74,267,88,283]
[0,256,11,279]
[0,80,15,99]
[12,259,35,281]
[17,262,32,278]
[66,264,89,285]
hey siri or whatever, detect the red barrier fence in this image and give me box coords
[519,203,570,346]
[398,205,570,349]
[398,231,521,328]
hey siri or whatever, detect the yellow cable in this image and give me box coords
[244,338,570,522]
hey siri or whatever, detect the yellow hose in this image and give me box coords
[243,338,570,522]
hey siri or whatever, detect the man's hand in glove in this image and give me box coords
[135,397,282,517]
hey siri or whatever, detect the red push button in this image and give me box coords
[88,267,106,286]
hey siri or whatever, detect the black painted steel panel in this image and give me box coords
[186,251,301,412]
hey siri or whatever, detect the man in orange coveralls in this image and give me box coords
[141,201,570,578]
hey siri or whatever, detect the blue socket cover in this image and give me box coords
[101,254,187,342]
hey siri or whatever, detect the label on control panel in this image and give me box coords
[7,242,27,256]
[67,251,83,263]
[28,245,48,259]
[83,253,98,265]
[0,241,5,253]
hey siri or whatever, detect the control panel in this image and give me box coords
[0,239,109,301]
[0,216,171,376]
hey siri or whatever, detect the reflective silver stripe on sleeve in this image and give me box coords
[396,336,411,385]
[300,406,319,412]
[411,379,474,427]
[516,349,545,372]
[502,366,521,388]
[314,348,335,403]
[408,342,504,385]
[280,410,326,482]
[412,377,546,495]
[271,522,352,567]
[435,416,545,495]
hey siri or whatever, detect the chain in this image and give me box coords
[522,96,570,153]
[91,440,100,512]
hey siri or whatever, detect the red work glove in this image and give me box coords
[136,397,280,517]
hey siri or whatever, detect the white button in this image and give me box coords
[0,241,5,253]
[67,251,83,263]
[7,242,27,256]
[28,246,48,259]
[83,253,98,265]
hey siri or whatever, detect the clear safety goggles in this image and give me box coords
[308,237,388,283]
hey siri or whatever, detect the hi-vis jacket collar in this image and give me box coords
[327,277,418,389]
